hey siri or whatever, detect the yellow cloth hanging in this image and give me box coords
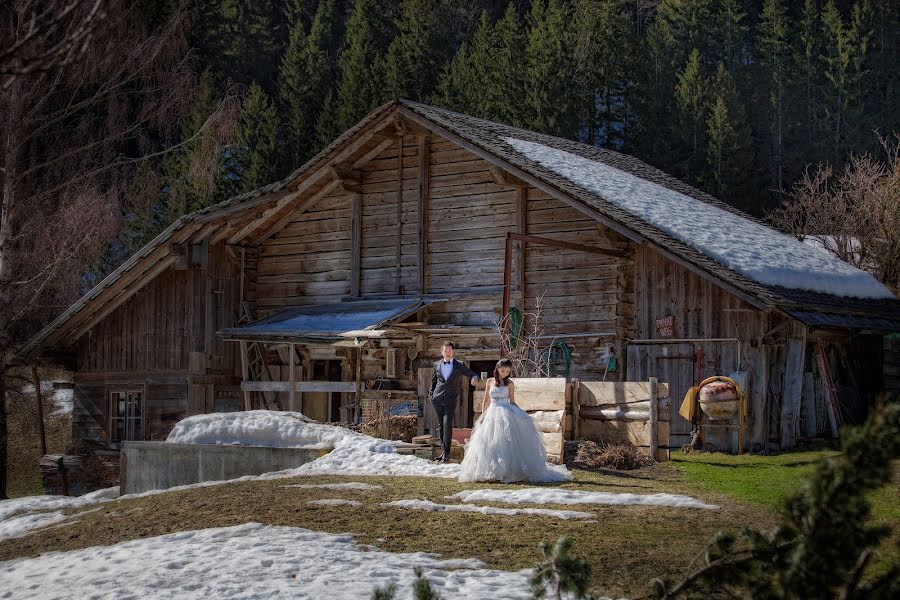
[680,386,700,422]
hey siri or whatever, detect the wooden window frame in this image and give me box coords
[108,385,146,443]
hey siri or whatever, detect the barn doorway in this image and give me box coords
[306,359,343,422]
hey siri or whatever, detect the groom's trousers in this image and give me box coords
[433,402,454,459]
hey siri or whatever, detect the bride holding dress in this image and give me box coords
[458,358,571,483]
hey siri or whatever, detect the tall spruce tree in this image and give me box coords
[572,0,634,148]
[794,0,825,160]
[705,64,752,204]
[195,0,279,87]
[379,0,447,102]
[434,11,494,118]
[674,48,708,183]
[279,0,340,166]
[228,83,279,195]
[757,0,791,194]
[484,2,527,127]
[524,0,577,137]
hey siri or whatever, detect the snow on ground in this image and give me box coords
[166,410,349,449]
[385,499,595,520]
[19,382,73,418]
[0,523,621,600]
[506,137,895,299]
[167,411,465,479]
[281,482,383,491]
[0,488,119,541]
[449,488,719,510]
[306,498,362,507]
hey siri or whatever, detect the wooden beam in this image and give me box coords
[417,134,430,294]
[353,138,395,169]
[241,381,359,393]
[250,179,343,245]
[351,192,362,297]
[32,366,47,455]
[68,255,179,342]
[780,321,807,448]
[491,165,528,188]
[227,113,397,245]
[289,343,296,411]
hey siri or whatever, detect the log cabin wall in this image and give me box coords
[627,244,770,451]
[72,242,242,441]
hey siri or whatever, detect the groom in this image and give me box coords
[429,341,479,463]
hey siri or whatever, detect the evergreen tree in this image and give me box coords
[434,11,490,115]
[794,0,824,159]
[572,0,634,148]
[712,0,748,78]
[484,3,527,127]
[379,0,447,102]
[195,0,279,87]
[654,0,714,69]
[819,0,871,167]
[674,48,707,183]
[315,89,340,147]
[524,0,577,137]
[864,0,900,139]
[228,83,279,195]
[330,0,396,137]
[529,537,592,600]
[279,0,340,166]
[159,70,224,221]
[705,64,752,203]
[757,0,791,193]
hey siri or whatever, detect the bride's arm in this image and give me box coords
[481,378,492,412]
[508,381,516,406]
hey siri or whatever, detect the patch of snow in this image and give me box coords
[0,523,623,599]
[19,381,73,418]
[506,137,895,299]
[385,499,595,520]
[281,482,383,491]
[306,498,362,507]
[166,410,349,449]
[449,488,719,510]
[0,487,118,523]
[0,511,71,541]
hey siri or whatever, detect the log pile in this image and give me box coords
[40,440,120,496]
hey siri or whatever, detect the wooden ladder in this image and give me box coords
[238,302,281,411]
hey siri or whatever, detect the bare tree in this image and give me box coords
[0,1,236,498]
[0,0,107,80]
[498,292,555,379]
[769,133,900,294]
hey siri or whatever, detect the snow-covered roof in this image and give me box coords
[505,137,892,300]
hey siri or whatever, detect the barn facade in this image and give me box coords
[18,100,900,453]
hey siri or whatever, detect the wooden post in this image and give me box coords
[240,341,251,411]
[780,322,807,448]
[572,379,580,440]
[355,344,363,423]
[31,365,47,456]
[351,193,362,297]
[417,135,429,294]
[649,377,659,462]
[395,135,403,294]
[288,343,296,412]
[515,187,526,305]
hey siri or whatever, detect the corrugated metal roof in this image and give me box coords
[785,309,900,332]
[220,298,437,342]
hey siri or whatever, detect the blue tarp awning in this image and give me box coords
[220,298,437,343]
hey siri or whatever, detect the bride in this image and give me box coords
[458,359,571,483]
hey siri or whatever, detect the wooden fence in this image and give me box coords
[471,377,670,463]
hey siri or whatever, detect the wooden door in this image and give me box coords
[418,367,436,435]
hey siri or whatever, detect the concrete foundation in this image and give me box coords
[121,442,324,495]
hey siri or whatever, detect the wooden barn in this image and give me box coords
[17,100,900,454]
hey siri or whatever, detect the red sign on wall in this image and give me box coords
[656,315,675,338]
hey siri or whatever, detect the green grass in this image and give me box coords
[671,449,838,509]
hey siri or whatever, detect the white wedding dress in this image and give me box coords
[458,383,572,483]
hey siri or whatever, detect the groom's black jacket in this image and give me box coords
[430,359,478,408]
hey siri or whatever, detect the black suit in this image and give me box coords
[430,358,478,459]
